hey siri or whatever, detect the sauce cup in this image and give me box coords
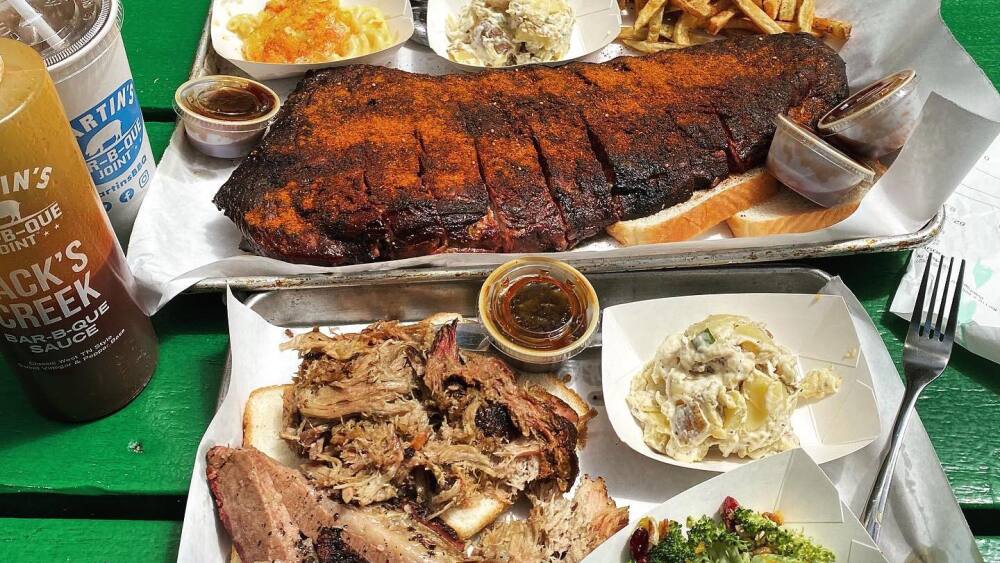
[478,257,599,371]
[767,114,875,208]
[818,69,920,159]
[173,75,280,159]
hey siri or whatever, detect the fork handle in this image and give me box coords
[862,381,925,543]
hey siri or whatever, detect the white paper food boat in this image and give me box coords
[583,449,888,562]
[426,0,621,71]
[211,0,415,81]
[602,293,881,473]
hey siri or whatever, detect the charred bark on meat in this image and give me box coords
[214,33,848,265]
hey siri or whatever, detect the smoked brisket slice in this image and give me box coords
[214,33,848,265]
[206,446,466,563]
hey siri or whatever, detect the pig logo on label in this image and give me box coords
[70,80,145,188]
[84,120,122,158]
[0,201,21,227]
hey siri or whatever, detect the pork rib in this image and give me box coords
[215,33,846,265]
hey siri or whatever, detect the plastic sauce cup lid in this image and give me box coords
[775,114,876,181]
[818,70,918,135]
[173,75,281,133]
[0,0,121,68]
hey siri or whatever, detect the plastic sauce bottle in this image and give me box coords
[0,38,157,421]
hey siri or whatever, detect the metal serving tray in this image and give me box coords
[187,13,941,294]
[230,265,833,401]
[239,265,832,324]
[213,266,976,561]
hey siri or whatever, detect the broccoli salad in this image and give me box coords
[627,497,835,563]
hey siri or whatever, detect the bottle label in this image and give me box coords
[0,166,113,364]
[0,167,57,256]
[68,79,149,212]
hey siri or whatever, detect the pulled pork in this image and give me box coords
[280,319,582,512]
[275,317,626,562]
[475,476,630,562]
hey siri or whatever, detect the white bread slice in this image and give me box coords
[606,167,777,245]
[237,374,593,544]
[726,177,874,237]
[242,385,302,467]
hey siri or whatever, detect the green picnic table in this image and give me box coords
[0,1,999,561]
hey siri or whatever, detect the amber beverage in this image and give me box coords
[0,39,157,421]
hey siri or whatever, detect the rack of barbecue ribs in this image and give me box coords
[214,33,848,266]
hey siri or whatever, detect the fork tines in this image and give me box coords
[911,253,966,342]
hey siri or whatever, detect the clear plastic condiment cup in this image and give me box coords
[173,75,280,159]
[478,258,599,372]
[766,114,875,208]
[818,69,920,159]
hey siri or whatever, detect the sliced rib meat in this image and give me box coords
[214,33,847,265]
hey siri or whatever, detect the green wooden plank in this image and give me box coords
[0,518,180,562]
[978,537,1000,561]
[147,121,177,162]
[121,0,211,114]
[942,1,1000,87]
[812,253,1000,509]
[0,293,227,496]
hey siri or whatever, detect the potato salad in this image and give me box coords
[446,0,574,67]
[626,315,841,462]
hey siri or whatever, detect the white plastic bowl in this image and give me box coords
[211,0,415,81]
[426,0,621,71]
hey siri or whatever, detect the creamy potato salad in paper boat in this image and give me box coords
[627,315,841,463]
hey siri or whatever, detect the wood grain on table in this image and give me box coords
[0,0,998,560]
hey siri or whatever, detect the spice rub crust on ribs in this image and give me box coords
[213,33,848,265]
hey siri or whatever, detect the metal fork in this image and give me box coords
[862,253,966,542]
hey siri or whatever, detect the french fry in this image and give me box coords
[635,0,669,31]
[776,20,799,32]
[619,0,850,51]
[796,0,814,33]
[762,0,778,19]
[730,0,784,34]
[647,7,665,40]
[777,0,796,20]
[707,0,731,16]
[623,39,688,53]
[707,5,738,34]
[813,16,851,40]
[674,12,699,45]
[671,0,712,18]
[725,17,799,33]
